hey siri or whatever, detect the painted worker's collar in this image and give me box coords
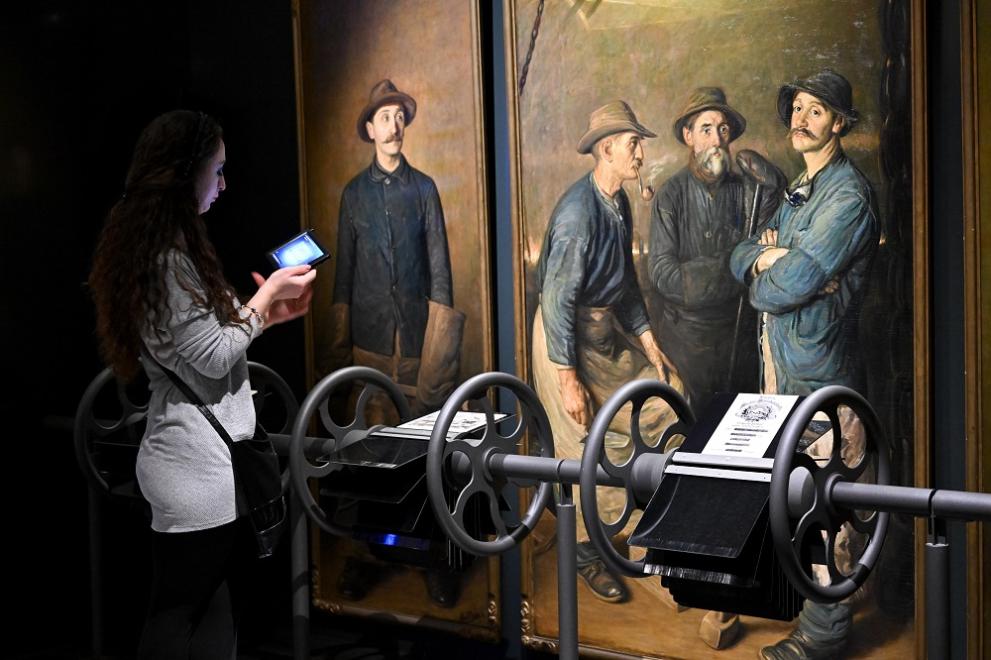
[784,177,813,207]
[783,153,846,207]
[589,171,625,215]
[368,154,411,184]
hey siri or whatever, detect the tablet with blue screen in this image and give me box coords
[266,229,331,269]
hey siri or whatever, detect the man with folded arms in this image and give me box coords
[731,69,879,660]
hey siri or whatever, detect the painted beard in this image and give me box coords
[695,146,729,177]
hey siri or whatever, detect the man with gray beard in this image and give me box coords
[649,88,782,415]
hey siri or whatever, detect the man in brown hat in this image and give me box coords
[731,69,879,660]
[648,87,782,417]
[531,100,683,603]
[648,85,786,651]
[328,78,461,415]
[328,78,464,607]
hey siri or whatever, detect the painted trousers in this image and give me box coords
[532,305,682,542]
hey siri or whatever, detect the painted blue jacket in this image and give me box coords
[333,155,453,358]
[729,154,879,394]
[536,173,650,366]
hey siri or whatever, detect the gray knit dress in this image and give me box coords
[136,251,264,533]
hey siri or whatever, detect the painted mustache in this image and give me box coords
[790,127,818,140]
[384,133,403,143]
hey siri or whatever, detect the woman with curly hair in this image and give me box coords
[89,109,316,659]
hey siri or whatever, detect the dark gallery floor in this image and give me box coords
[23,491,535,660]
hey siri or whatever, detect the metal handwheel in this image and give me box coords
[73,368,150,496]
[250,362,299,434]
[289,366,410,534]
[770,385,891,602]
[579,379,694,577]
[74,362,299,496]
[249,362,300,489]
[426,372,555,556]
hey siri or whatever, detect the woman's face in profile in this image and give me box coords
[195,139,227,214]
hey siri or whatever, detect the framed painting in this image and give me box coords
[292,0,498,640]
[505,0,927,657]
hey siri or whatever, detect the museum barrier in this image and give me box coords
[76,363,484,660]
[424,372,691,660]
[286,366,511,659]
[579,383,889,620]
[73,361,298,659]
[77,362,991,660]
[426,374,991,660]
[289,367,662,660]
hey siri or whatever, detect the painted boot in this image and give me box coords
[699,611,742,650]
[758,601,851,660]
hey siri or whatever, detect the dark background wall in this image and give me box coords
[1,2,303,656]
[0,1,969,658]
[928,1,969,656]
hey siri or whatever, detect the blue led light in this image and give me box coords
[382,533,398,546]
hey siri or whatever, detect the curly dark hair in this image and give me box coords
[89,110,243,380]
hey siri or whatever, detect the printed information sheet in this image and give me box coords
[701,393,799,458]
[397,410,507,437]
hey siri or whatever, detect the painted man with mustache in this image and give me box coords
[330,79,459,415]
[730,70,879,660]
[649,88,781,415]
[329,79,462,607]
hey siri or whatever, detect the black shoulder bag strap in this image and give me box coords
[153,359,239,448]
[146,354,286,558]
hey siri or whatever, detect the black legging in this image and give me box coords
[138,517,254,660]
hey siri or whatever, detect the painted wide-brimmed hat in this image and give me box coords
[357,79,417,143]
[777,69,859,136]
[673,87,746,145]
[577,101,656,154]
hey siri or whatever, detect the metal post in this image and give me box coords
[556,483,578,660]
[925,517,950,660]
[291,483,310,660]
[88,489,104,659]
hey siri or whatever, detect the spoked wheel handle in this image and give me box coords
[74,362,299,496]
[290,366,410,535]
[248,361,299,490]
[249,361,299,435]
[579,379,694,578]
[74,368,150,495]
[769,386,890,602]
[426,372,555,556]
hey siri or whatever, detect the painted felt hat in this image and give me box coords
[577,101,657,154]
[777,69,859,136]
[357,79,417,143]
[673,87,746,145]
